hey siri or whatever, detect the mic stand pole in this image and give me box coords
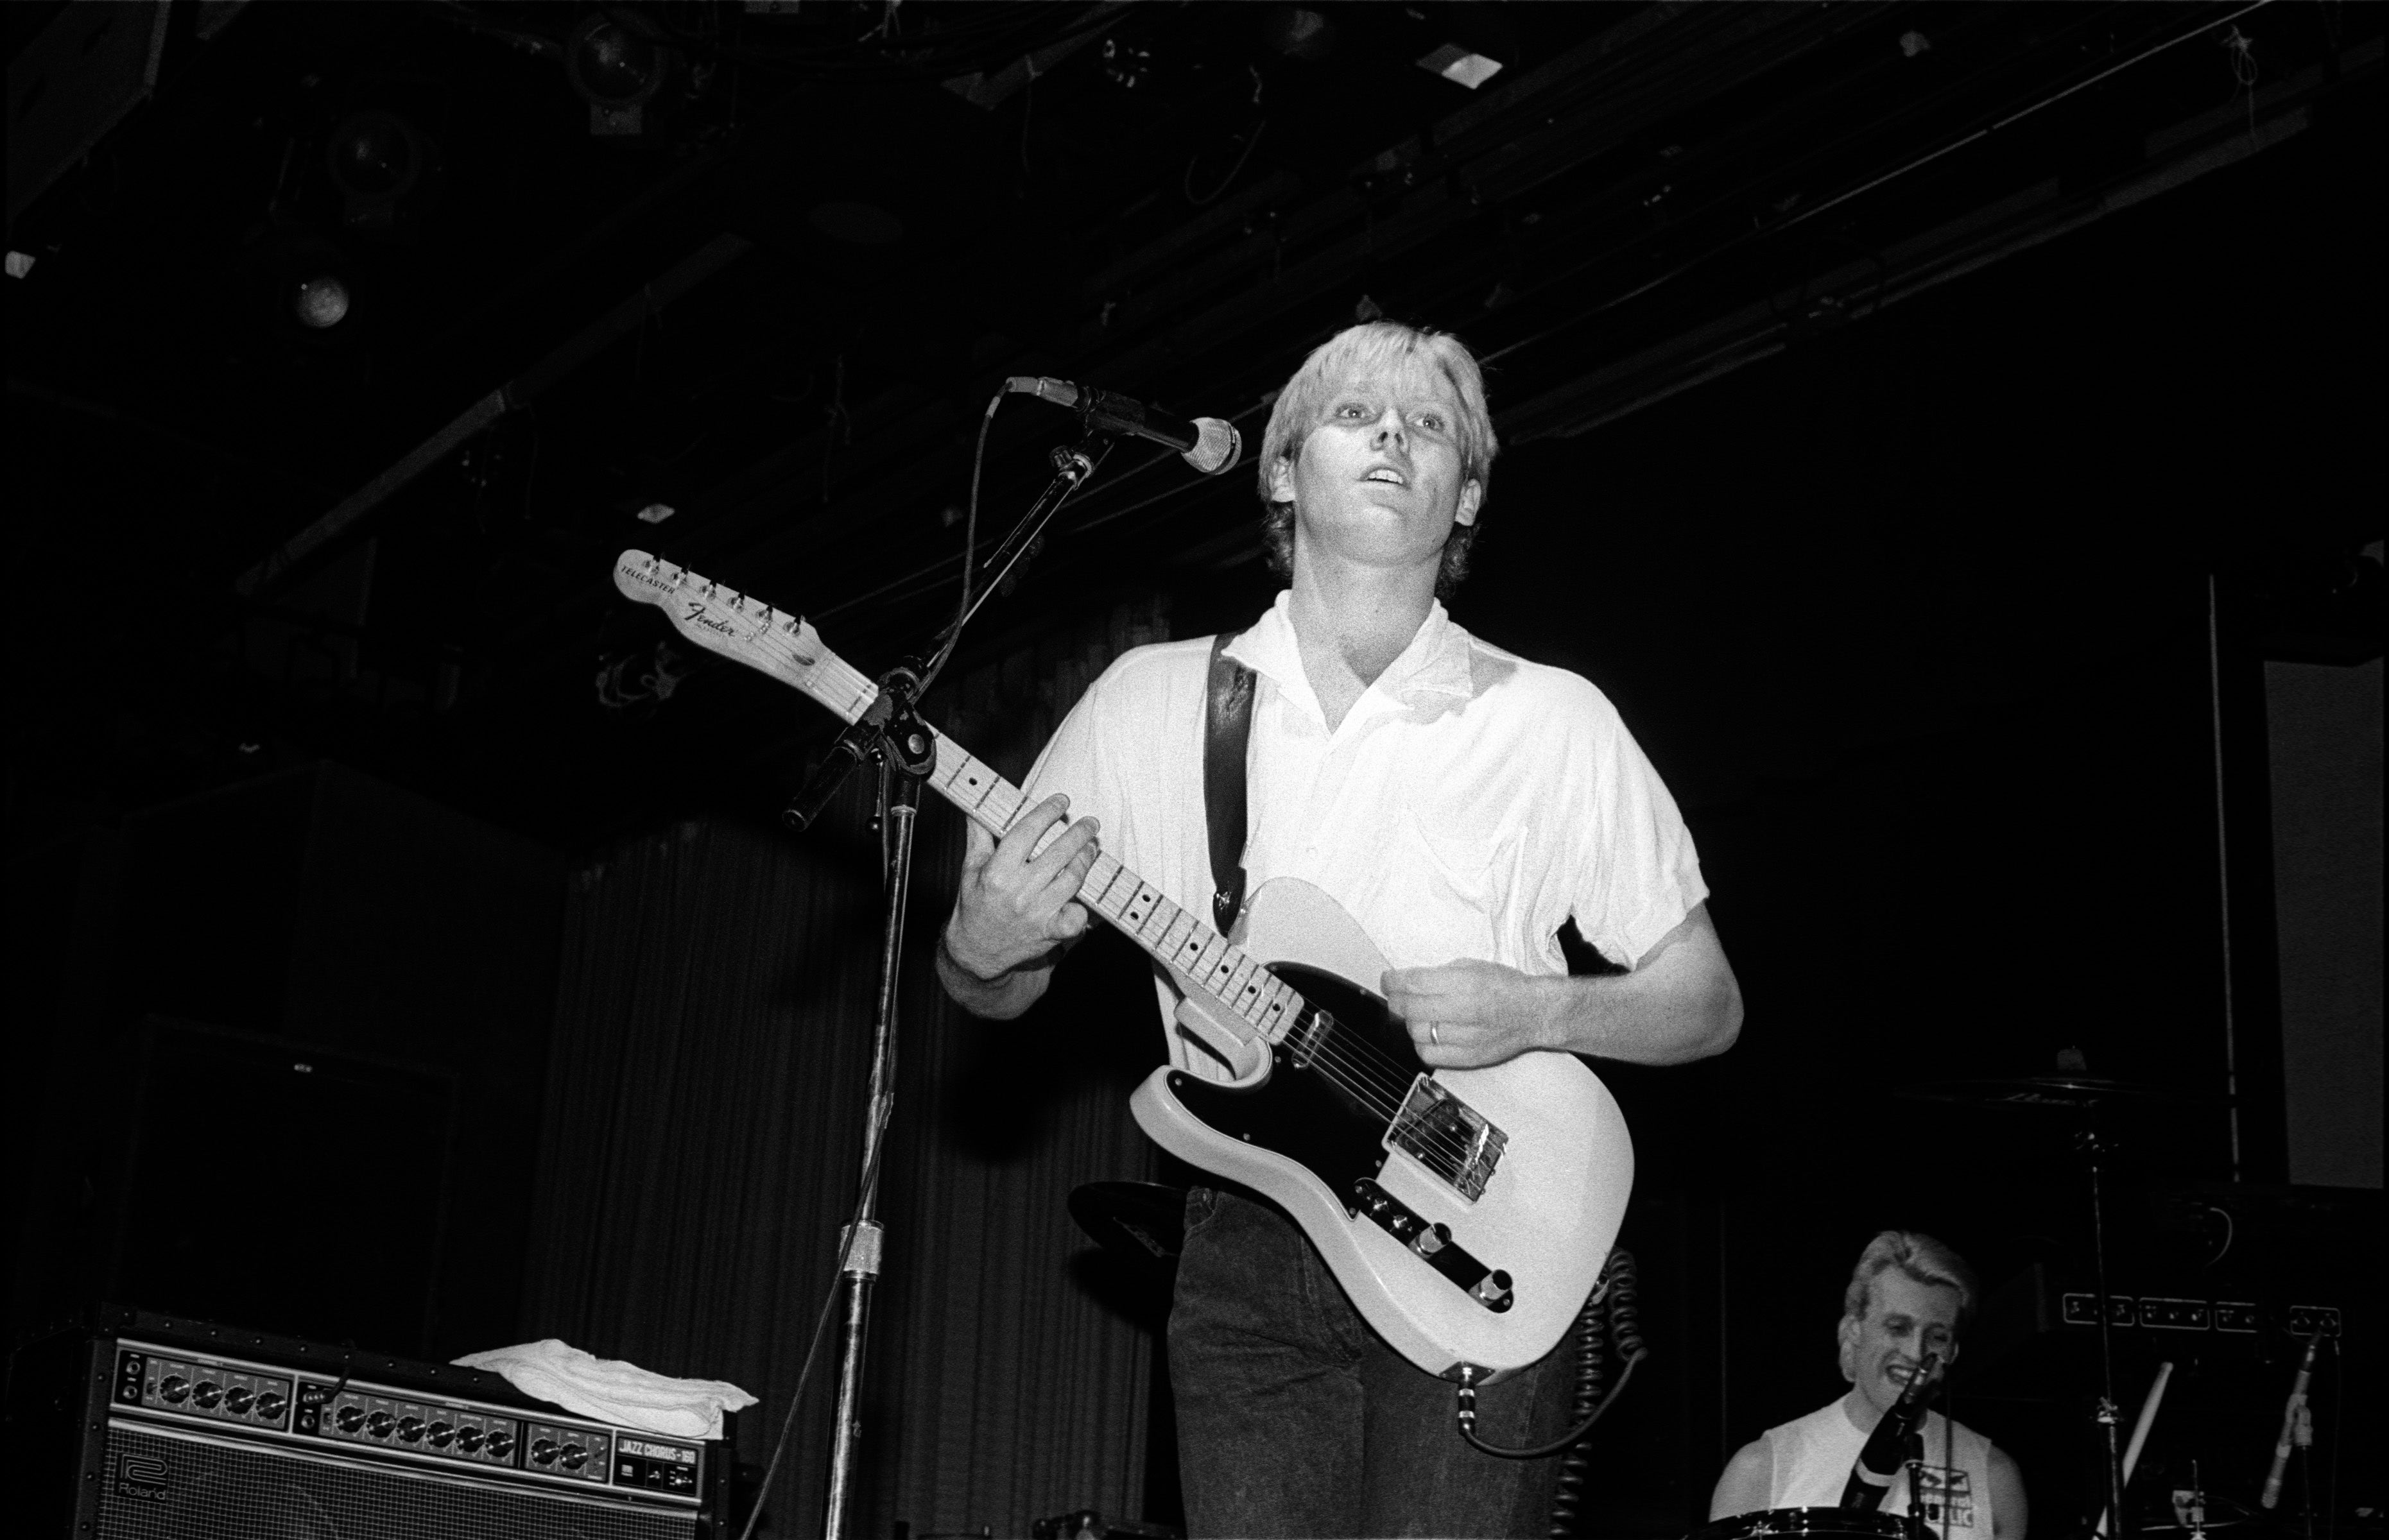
[2077,1125,2130,1540]
[793,673,935,1540]
[798,432,1112,1540]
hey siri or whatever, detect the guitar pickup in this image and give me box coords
[1350,1178,1513,1312]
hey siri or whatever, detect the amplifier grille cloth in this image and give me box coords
[99,1425,697,1539]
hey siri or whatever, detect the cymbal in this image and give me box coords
[1895,1075,2214,1111]
[1066,1181,1186,1265]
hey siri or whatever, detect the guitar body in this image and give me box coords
[1130,878,1634,1382]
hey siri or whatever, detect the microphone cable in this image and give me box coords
[916,388,1006,697]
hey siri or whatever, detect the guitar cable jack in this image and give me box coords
[1453,1344,1646,1460]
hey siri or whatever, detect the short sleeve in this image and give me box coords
[1019,675,1110,823]
[1563,686,1707,969]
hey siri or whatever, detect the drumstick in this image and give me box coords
[2092,1362,2175,1539]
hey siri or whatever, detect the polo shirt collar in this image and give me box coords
[1223,590,1477,723]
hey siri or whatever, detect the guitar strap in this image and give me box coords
[1203,632,1257,936]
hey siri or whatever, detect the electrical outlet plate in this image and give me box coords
[2139,1297,2211,1331]
[2063,1292,2137,1327]
[2285,1305,2342,1340]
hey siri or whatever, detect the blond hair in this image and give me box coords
[1255,320,1499,596]
[1841,1230,1980,1335]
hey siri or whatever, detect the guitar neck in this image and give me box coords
[611,549,1302,1047]
[818,653,1302,1044]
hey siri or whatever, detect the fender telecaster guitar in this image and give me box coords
[614,550,1634,1380]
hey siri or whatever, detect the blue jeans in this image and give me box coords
[1168,1187,1576,1538]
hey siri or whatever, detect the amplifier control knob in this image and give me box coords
[427,1421,455,1448]
[225,1385,255,1415]
[160,1376,190,1403]
[193,1382,223,1409]
[256,1391,288,1421]
[366,1410,395,1438]
[531,1438,558,1465]
[336,1406,366,1434]
[485,1430,517,1460]
[454,1426,485,1453]
[561,1445,589,1471]
[397,1416,426,1442]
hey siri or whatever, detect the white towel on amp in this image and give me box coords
[452,1340,756,1441]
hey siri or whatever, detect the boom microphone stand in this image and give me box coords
[784,427,1113,1540]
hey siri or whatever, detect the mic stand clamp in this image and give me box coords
[784,663,934,831]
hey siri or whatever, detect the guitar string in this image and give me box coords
[739,601,1489,1170]
[674,571,1491,1168]
[671,578,1495,1174]
[660,574,1469,1153]
[1069,854,1451,1135]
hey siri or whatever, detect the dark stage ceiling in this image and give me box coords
[6,1,2383,847]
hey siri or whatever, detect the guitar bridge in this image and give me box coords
[1386,1077,1506,1201]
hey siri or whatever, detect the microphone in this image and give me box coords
[2259,1335,2320,1509]
[1841,1353,1942,1512]
[1006,377,1242,475]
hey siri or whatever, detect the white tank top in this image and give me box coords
[1764,1399,1997,1538]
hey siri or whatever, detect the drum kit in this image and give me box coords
[1668,1068,2338,1540]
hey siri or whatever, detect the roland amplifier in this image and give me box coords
[17,1308,732,1538]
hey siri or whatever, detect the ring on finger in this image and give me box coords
[1429,1024,1440,1047]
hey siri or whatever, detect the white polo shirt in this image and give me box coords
[1020,590,1707,1075]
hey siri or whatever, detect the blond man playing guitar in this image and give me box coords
[938,320,1743,1537]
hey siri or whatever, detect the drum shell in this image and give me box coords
[1690,1509,1912,1540]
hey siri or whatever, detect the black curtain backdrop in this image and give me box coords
[525,601,1175,1537]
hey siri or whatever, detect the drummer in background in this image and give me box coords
[1710,1231,2028,1540]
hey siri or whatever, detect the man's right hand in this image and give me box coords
[940,793,1100,986]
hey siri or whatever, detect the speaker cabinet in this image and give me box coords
[107,1019,460,1356]
[8,761,564,1363]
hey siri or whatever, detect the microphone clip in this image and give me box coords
[782,663,935,831]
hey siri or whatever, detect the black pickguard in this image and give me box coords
[1164,963,1420,1202]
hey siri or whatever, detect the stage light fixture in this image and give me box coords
[291,274,352,330]
[567,15,667,136]
[325,110,425,230]
[1261,6,1337,61]
[1417,43,1503,90]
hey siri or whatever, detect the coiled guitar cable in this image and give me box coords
[1456,1248,1645,1466]
[1548,1249,1639,1530]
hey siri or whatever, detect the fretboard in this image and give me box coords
[795,646,1304,1045]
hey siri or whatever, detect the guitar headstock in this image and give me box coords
[612,549,858,717]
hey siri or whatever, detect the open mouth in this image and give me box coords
[1362,468,1408,486]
